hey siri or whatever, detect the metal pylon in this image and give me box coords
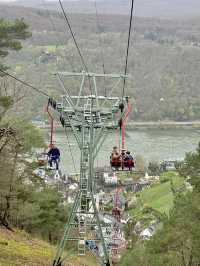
[51,71,129,266]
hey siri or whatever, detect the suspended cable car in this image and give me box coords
[36,99,61,171]
[110,98,135,171]
[46,98,61,171]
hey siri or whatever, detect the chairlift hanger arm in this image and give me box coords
[47,97,82,149]
[46,100,54,147]
[56,74,75,107]
[63,95,121,100]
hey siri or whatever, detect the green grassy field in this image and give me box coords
[128,171,185,220]
[140,172,185,216]
[141,181,173,216]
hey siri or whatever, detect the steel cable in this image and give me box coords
[122,0,136,100]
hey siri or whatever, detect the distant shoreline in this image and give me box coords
[126,121,200,129]
[33,121,200,130]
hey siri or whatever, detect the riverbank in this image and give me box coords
[33,120,200,130]
[127,121,200,129]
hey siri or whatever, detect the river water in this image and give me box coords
[54,128,200,174]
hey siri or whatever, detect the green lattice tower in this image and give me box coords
[52,72,128,266]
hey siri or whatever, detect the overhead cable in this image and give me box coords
[94,1,106,75]
[122,0,135,100]
[58,0,92,94]
[0,69,50,98]
[94,0,107,96]
[42,0,76,72]
[58,0,89,74]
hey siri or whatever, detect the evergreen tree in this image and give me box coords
[0,18,31,120]
[0,18,31,71]
[0,118,44,230]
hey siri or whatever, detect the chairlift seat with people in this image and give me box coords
[110,146,134,171]
[47,144,60,171]
[110,98,135,171]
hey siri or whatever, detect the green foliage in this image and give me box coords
[1,8,200,120]
[159,171,179,183]
[120,244,155,266]
[0,17,31,122]
[17,187,68,243]
[144,192,200,266]
[1,118,45,152]
[120,144,200,266]
[0,117,69,249]
[179,142,200,192]
[0,96,13,110]
[121,192,200,266]
[104,202,113,212]
[0,119,44,230]
[148,161,160,176]
[0,18,31,61]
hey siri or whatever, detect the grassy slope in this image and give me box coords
[140,172,185,216]
[0,228,54,266]
[0,228,98,266]
[141,181,173,216]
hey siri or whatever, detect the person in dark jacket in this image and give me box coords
[47,144,60,170]
[125,151,134,170]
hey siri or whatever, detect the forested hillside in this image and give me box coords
[1,5,200,121]
[4,0,200,18]
[120,144,200,266]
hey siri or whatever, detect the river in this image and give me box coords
[53,128,200,174]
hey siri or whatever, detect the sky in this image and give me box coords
[0,0,59,1]
[0,0,75,1]
[0,0,82,1]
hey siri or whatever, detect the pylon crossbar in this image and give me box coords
[56,71,129,79]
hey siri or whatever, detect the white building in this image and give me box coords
[104,172,118,185]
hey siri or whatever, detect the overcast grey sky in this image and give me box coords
[0,0,59,1]
[0,0,78,1]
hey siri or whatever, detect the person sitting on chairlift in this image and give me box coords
[111,146,120,160]
[125,151,134,169]
[47,144,60,170]
[110,146,121,168]
[126,151,133,160]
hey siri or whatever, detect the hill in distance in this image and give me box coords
[1,4,200,121]
[2,0,200,18]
